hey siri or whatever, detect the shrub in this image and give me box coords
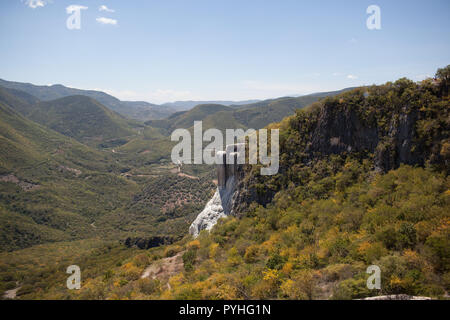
[137,278,160,295]
[182,250,197,272]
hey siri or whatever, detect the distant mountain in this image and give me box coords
[0,78,124,108]
[146,88,354,133]
[161,100,260,111]
[120,101,175,121]
[0,79,175,121]
[285,87,357,98]
[147,104,234,132]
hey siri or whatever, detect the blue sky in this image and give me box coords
[0,0,449,103]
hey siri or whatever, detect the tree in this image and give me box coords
[281,270,320,300]
[182,250,197,272]
[435,65,450,96]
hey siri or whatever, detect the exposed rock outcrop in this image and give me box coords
[230,85,449,215]
[189,144,243,237]
[306,103,424,172]
[0,174,40,191]
[374,107,420,171]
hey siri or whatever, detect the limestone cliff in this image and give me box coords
[231,81,449,215]
[189,145,243,237]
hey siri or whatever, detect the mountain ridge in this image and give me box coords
[162,99,261,111]
[145,88,355,134]
[26,95,136,144]
[0,79,175,121]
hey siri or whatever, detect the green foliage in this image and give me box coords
[0,239,141,299]
[27,95,135,146]
[182,249,197,272]
[435,65,450,96]
[266,253,286,270]
[141,164,447,300]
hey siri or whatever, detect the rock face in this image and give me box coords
[230,88,449,215]
[189,145,242,237]
[306,103,422,172]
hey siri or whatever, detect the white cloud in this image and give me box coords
[99,5,115,13]
[25,0,48,8]
[349,38,357,44]
[332,72,342,76]
[347,74,358,80]
[96,17,118,25]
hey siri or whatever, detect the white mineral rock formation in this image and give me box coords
[189,144,241,237]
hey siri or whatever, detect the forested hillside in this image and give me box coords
[0,90,214,253]
[27,96,136,144]
[1,67,448,300]
[23,67,448,301]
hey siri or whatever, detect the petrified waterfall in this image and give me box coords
[189,144,243,238]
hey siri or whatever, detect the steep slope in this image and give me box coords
[0,102,48,171]
[0,86,39,116]
[0,95,114,172]
[0,100,140,251]
[232,96,308,129]
[26,95,136,144]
